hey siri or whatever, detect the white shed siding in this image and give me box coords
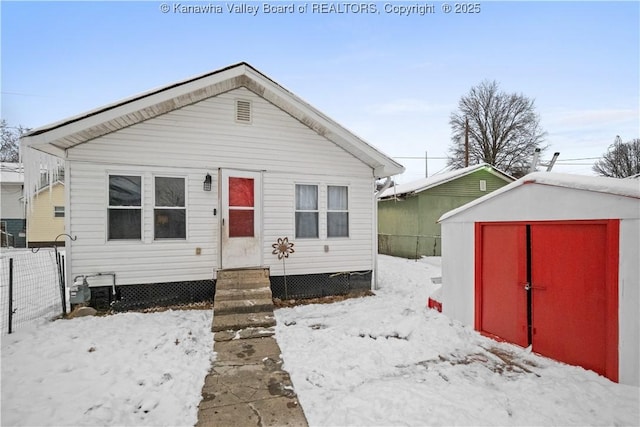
[444,184,639,222]
[440,182,640,386]
[440,221,475,326]
[66,87,375,285]
[619,219,640,386]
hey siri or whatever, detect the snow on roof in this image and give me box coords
[1,163,24,184]
[378,163,513,199]
[439,171,640,222]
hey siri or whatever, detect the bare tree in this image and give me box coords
[447,80,547,178]
[1,120,30,162]
[593,136,640,178]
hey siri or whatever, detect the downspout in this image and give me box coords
[372,176,393,290]
[375,177,393,198]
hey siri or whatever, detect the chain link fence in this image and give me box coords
[0,248,66,334]
[378,233,442,258]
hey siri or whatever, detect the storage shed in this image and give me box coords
[439,172,640,385]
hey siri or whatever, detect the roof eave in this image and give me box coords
[22,62,402,175]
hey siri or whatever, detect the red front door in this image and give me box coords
[220,169,262,269]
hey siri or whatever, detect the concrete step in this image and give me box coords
[212,311,276,332]
[216,269,269,288]
[214,298,274,315]
[216,279,271,291]
[215,286,273,302]
[213,326,276,342]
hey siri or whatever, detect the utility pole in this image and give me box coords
[425,150,428,177]
[464,117,469,167]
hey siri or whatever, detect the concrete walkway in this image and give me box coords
[196,333,308,427]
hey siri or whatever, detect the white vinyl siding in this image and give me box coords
[69,163,218,285]
[264,173,373,276]
[66,87,375,284]
[69,88,371,178]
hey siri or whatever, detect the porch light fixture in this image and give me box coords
[203,173,212,191]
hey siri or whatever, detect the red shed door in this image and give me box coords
[530,223,609,377]
[477,224,528,347]
[477,220,619,381]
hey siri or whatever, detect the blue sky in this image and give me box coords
[2,1,638,181]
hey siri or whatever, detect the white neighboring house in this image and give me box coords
[20,62,404,309]
[439,172,640,386]
[0,163,26,248]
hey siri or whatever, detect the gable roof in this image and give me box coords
[21,62,404,178]
[439,171,640,222]
[378,163,513,199]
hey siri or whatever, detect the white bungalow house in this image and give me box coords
[20,62,404,309]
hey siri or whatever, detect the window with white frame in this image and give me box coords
[327,185,349,237]
[295,184,318,238]
[54,206,65,218]
[154,176,186,239]
[108,175,142,240]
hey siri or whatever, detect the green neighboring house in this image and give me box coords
[377,163,513,258]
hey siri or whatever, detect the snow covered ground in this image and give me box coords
[275,255,640,426]
[1,255,638,426]
[1,310,214,426]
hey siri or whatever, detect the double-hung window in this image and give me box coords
[108,175,142,240]
[154,177,186,239]
[327,185,349,237]
[295,184,318,238]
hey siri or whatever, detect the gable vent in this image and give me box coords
[235,99,252,123]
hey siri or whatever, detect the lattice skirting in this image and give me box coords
[270,270,372,299]
[87,271,372,311]
[89,280,215,311]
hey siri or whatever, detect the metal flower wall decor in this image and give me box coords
[272,237,294,298]
[272,237,295,259]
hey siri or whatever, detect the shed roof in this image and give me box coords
[379,163,513,199]
[20,62,404,178]
[439,171,640,222]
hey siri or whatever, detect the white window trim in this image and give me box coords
[294,182,319,239]
[153,175,188,241]
[54,206,65,218]
[107,173,143,242]
[327,184,350,239]
[294,183,352,240]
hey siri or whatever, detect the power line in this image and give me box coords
[393,156,448,160]
[393,155,601,162]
